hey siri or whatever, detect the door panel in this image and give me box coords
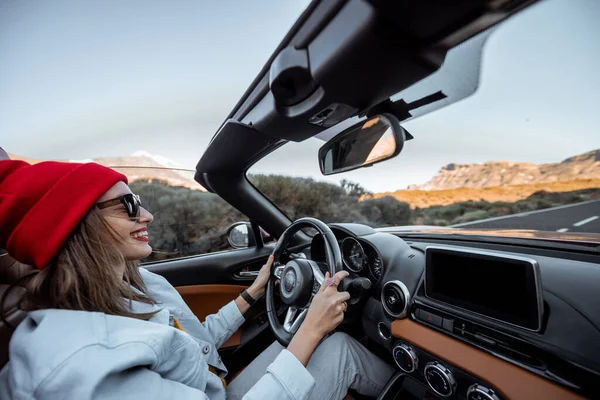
[145,246,274,287]
[175,284,249,349]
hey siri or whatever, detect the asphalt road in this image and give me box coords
[451,199,600,234]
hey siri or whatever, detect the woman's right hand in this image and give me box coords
[287,270,350,366]
[301,270,351,340]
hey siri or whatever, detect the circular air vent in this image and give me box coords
[381,280,410,318]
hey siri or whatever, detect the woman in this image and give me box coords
[0,159,394,399]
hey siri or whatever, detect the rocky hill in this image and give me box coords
[376,179,600,209]
[409,149,600,191]
[376,149,600,208]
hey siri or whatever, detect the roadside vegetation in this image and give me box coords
[130,176,600,262]
[413,188,600,226]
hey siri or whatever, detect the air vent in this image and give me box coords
[381,280,411,318]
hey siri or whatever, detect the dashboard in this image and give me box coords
[308,223,600,399]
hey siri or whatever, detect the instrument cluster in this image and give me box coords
[340,237,384,281]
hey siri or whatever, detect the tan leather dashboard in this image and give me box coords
[391,319,585,400]
[176,284,248,349]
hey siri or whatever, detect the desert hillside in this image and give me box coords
[408,149,600,191]
[376,179,600,209]
[377,149,600,208]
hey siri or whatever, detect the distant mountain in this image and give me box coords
[95,154,205,191]
[7,151,205,191]
[408,149,600,191]
[375,149,600,208]
[130,150,183,169]
[6,153,42,164]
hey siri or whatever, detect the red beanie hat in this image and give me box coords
[0,160,128,269]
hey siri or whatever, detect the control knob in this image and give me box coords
[392,343,418,373]
[424,361,457,397]
[467,383,501,400]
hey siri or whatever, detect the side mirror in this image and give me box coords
[226,222,257,249]
[318,114,405,175]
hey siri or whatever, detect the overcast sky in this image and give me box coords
[1,0,599,193]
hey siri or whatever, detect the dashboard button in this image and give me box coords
[442,318,454,332]
[419,310,442,327]
[415,308,423,319]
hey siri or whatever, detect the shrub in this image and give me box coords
[360,196,412,226]
[452,210,491,225]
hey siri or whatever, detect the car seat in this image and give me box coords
[0,147,37,368]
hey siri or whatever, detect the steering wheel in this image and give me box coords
[266,218,343,346]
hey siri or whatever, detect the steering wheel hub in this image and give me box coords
[283,270,296,292]
[280,259,314,307]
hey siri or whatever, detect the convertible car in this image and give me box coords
[1,0,599,399]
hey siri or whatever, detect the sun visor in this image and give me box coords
[195,120,283,186]
[241,0,441,143]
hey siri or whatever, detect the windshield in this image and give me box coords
[249,0,600,239]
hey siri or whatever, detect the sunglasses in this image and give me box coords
[96,193,142,220]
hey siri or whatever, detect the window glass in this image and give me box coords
[118,167,250,263]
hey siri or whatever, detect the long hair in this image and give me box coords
[2,208,157,322]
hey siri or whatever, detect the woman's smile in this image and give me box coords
[130,227,149,242]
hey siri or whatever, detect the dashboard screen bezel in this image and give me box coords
[424,246,544,332]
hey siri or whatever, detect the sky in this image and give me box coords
[1,0,599,193]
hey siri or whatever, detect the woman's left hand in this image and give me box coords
[247,255,274,298]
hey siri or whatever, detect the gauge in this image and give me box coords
[368,251,383,280]
[341,237,366,272]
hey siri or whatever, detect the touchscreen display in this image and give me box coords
[425,248,541,330]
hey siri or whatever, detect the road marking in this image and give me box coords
[573,216,599,227]
[556,228,569,232]
[451,199,600,228]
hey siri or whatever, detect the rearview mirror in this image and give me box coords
[318,114,405,175]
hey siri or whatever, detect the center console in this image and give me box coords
[377,339,502,400]
[369,243,598,399]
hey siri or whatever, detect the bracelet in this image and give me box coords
[240,289,256,306]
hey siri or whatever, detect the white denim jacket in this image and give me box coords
[0,268,316,399]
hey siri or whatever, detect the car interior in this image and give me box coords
[1,1,599,399]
